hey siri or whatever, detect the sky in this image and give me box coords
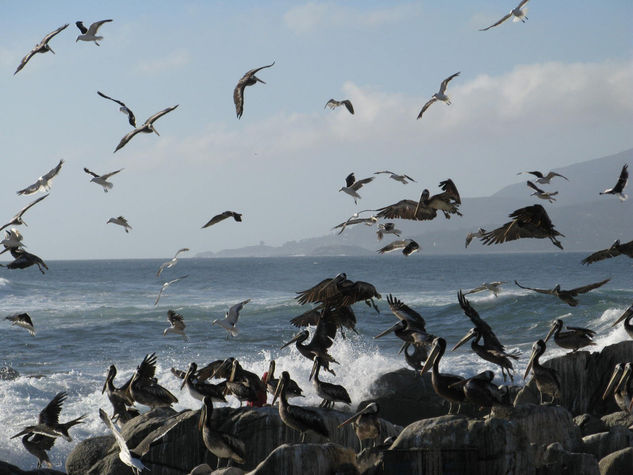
[0,1,631,260]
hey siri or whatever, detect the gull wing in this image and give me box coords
[457,291,504,350]
[342,100,354,114]
[325,99,340,109]
[75,21,88,34]
[568,278,610,296]
[417,97,437,119]
[83,167,99,178]
[527,180,544,193]
[227,299,251,325]
[98,91,136,126]
[41,159,64,182]
[479,12,512,31]
[350,176,374,191]
[202,211,241,228]
[613,164,629,193]
[173,247,189,258]
[439,72,460,95]
[145,105,179,126]
[546,171,568,181]
[100,168,124,180]
[345,173,355,188]
[87,19,113,36]
[39,392,66,426]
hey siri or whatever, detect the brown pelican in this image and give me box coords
[290,305,358,339]
[17,159,64,196]
[325,99,354,114]
[544,319,596,352]
[480,0,530,30]
[102,364,139,424]
[202,211,242,228]
[14,24,69,75]
[420,338,466,414]
[377,239,420,256]
[1,248,49,274]
[375,294,434,351]
[181,362,227,403]
[12,392,85,441]
[527,181,558,203]
[612,304,633,339]
[273,371,329,442]
[75,19,112,45]
[374,170,416,184]
[417,72,460,119]
[464,281,505,298]
[480,204,564,249]
[374,179,461,221]
[223,359,257,406]
[339,173,375,204]
[83,167,124,193]
[127,353,178,408]
[114,105,179,152]
[107,216,132,233]
[264,360,303,399]
[465,228,486,248]
[452,291,518,381]
[212,358,265,394]
[5,312,36,336]
[518,170,568,184]
[157,248,190,276]
[450,370,511,408]
[582,239,633,265]
[524,339,561,404]
[164,309,188,341]
[154,274,188,306]
[403,342,428,371]
[199,397,246,468]
[600,164,628,201]
[515,278,610,306]
[310,357,351,409]
[212,299,251,337]
[97,91,136,126]
[295,273,381,310]
[337,402,380,451]
[602,363,632,412]
[234,62,275,119]
[376,222,401,241]
[0,194,49,232]
[21,433,55,469]
[281,312,338,374]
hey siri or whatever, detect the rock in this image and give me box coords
[187,465,213,475]
[575,414,608,437]
[598,447,633,475]
[601,411,633,429]
[65,435,114,475]
[0,460,65,475]
[582,426,633,460]
[249,443,357,475]
[540,442,599,475]
[0,366,19,381]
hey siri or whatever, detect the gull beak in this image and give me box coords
[419,341,440,376]
[452,329,476,351]
[50,46,56,53]
[602,365,624,400]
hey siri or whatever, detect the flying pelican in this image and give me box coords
[527,181,558,203]
[17,159,64,195]
[1,248,49,274]
[102,364,138,424]
[480,0,530,31]
[107,216,132,233]
[21,433,55,469]
[374,170,416,184]
[295,273,381,310]
[290,305,358,339]
[612,304,633,339]
[544,319,596,352]
[602,362,632,412]
[14,24,69,75]
[600,164,629,201]
[375,179,462,221]
[202,211,242,228]
[154,275,188,306]
[199,397,246,469]
[377,239,420,256]
[0,194,49,232]
[281,316,338,374]
[127,353,178,408]
[514,278,610,306]
[75,19,113,45]
[339,173,375,204]
[325,99,354,114]
[157,248,190,276]
[310,357,351,409]
[83,167,123,192]
[180,362,227,403]
[264,361,303,399]
[0,228,25,251]
[417,72,460,119]
[524,339,561,404]
[479,204,564,249]
[164,310,188,341]
[5,313,35,336]
[98,91,136,126]
[337,402,380,451]
[212,299,251,337]
[114,105,179,152]
[518,170,568,185]
[234,62,275,119]
[465,228,486,248]
[463,281,505,297]
[420,338,466,414]
[376,222,401,241]
[273,371,329,442]
[582,239,633,265]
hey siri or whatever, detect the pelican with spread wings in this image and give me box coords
[582,239,633,265]
[114,105,179,152]
[514,278,611,306]
[234,62,275,119]
[14,24,69,75]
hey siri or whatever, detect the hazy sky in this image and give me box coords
[0,1,631,259]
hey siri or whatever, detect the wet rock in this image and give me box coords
[0,460,65,475]
[598,447,633,475]
[575,414,608,437]
[65,434,114,474]
[0,366,19,381]
[600,411,633,429]
[249,443,357,475]
[582,426,633,461]
[539,442,599,475]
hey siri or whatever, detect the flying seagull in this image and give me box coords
[465,228,486,248]
[234,62,275,119]
[157,248,190,277]
[515,278,611,306]
[202,211,242,229]
[339,173,375,204]
[325,99,354,114]
[212,299,251,337]
[114,105,179,153]
[154,275,188,306]
[164,310,188,341]
[17,160,64,196]
[1,228,25,252]
[581,239,633,265]
[377,239,420,256]
[479,0,530,31]
[5,313,36,336]
[464,281,505,298]
[75,20,113,45]
[107,216,132,233]
[417,72,460,119]
[14,24,69,75]
[0,195,49,232]
[84,167,123,192]
[97,91,136,127]
[1,248,48,274]
[374,170,416,184]
[600,164,628,201]
[332,211,377,235]
[376,222,401,241]
[518,170,568,185]
[527,181,558,203]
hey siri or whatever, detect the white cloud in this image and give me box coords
[135,49,191,74]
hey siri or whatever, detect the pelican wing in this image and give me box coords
[290,308,321,327]
[15,194,49,220]
[439,72,460,94]
[567,278,610,296]
[39,392,66,426]
[457,291,504,350]
[387,294,425,326]
[479,12,512,31]
[566,326,596,338]
[338,280,381,306]
[87,19,112,35]
[438,178,461,204]
[514,280,555,295]
[114,127,144,152]
[518,0,530,8]
[240,62,275,80]
[136,353,158,380]
[312,313,337,350]
[234,62,274,119]
[417,97,437,119]
[202,211,242,228]
[296,277,343,305]
[14,49,38,75]
[41,23,69,45]
[581,242,622,265]
[14,24,69,75]
[144,105,179,126]
[375,199,437,221]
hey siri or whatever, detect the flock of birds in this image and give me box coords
[3,3,633,473]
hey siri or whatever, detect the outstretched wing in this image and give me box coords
[41,23,70,46]
[15,194,49,219]
[457,291,504,350]
[75,21,88,34]
[83,167,99,178]
[514,280,555,295]
[527,180,544,193]
[479,12,512,31]
[439,72,460,94]
[417,97,437,119]
[114,127,143,153]
[386,294,425,326]
[613,164,629,193]
[39,392,66,426]
[101,168,124,180]
[350,177,374,191]
[145,105,179,125]
[342,100,354,114]
[581,242,621,265]
[41,159,64,182]
[568,278,610,296]
[87,19,113,36]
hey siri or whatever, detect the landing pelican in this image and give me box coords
[102,364,138,424]
[127,353,178,408]
[12,392,85,441]
[212,299,251,337]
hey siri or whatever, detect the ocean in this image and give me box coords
[1,253,632,469]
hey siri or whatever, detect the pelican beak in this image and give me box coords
[419,341,440,376]
[612,308,632,327]
[198,403,206,432]
[524,346,538,380]
[374,321,402,339]
[272,378,283,405]
[544,323,557,343]
[398,341,408,355]
[101,377,108,394]
[452,328,476,351]
[309,359,318,381]
[280,332,303,349]
[49,46,56,53]
[602,365,624,400]
[256,77,266,84]
[153,127,160,136]
[181,366,193,391]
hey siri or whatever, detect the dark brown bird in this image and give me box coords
[582,239,633,265]
[419,338,466,414]
[325,99,354,114]
[515,278,610,306]
[544,319,596,351]
[202,211,242,228]
[290,305,358,338]
[295,273,381,310]
[600,164,628,201]
[11,392,85,441]
[612,304,633,339]
[234,62,275,119]
[2,248,49,274]
[281,313,339,374]
[15,24,69,75]
[524,339,561,404]
[374,179,461,221]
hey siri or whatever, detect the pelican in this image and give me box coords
[527,181,558,203]
[212,299,251,337]
[602,363,632,412]
[0,194,49,232]
[450,371,511,409]
[290,305,358,339]
[544,319,596,352]
[524,339,561,404]
[281,317,338,375]
[1,248,49,274]
[420,338,465,414]
[417,72,460,119]
[465,228,486,248]
[337,402,380,451]
[325,99,354,114]
[14,24,69,75]
[375,179,461,221]
[98,91,136,126]
[375,294,434,350]
[295,273,381,310]
[1,228,25,251]
[464,281,505,298]
[377,239,420,256]
[102,364,138,424]
[376,222,401,241]
[202,211,242,228]
[599,164,628,201]
[154,275,188,306]
[127,353,178,408]
[310,357,351,409]
[157,248,190,276]
[212,358,266,395]
[83,167,123,192]
[114,105,179,152]
[5,313,36,336]
[223,359,257,406]
[515,278,610,306]
[518,170,568,185]
[17,159,64,195]
[164,310,188,341]
[374,170,416,184]
[21,433,55,469]
[199,397,246,468]
[339,173,375,204]
[273,371,329,442]
[107,216,132,233]
[75,19,112,45]
[264,361,303,399]
[234,62,275,119]
[612,304,633,339]
[480,0,530,31]
[403,342,428,371]
[180,362,226,403]
[582,239,633,265]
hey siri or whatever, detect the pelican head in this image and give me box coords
[102,364,117,394]
[419,337,445,376]
[280,330,309,349]
[451,328,479,351]
[602,363,624,400]
[337,401,379,428]
[544,319,563,343]
[181,362,197,390]
[273,371,290,405]
[524,339,547,380]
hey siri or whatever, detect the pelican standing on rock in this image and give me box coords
[127,353,178,408]
[181,362,226,403]
[602,363,632,412]
[524,339,561,404]
[420,338,466,414]
[5,313,36,336]
[264,360,303,399]
[544,319,596,352]
[417,72,460,119]
[199,396,246,468]
[234,62,275,119]
[310,357,351,409]
[212,299,251,337]
[14,24,69,75]
[102,364,139,424]
[338,402,381,451]
[75,19,112,45]
[451,371,511,409]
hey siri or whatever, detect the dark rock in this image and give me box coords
[582,426,633,460]
[0,366,19,381]
[249,443,357,475]
[600,411,633,429]
[574,414,608,437]
[598,447,633,475]
[0,460,65,475]
[65,435,114,475]
[539,442,599,475]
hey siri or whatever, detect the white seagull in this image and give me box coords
[377,239,420,256]
[157,248,190,277]
[212,299,251,338]
[325,99,354,114]
[527,181,558,203]
[376,223,401,241]
[114,105,179,153]
[480,0,530,31]
[374,170,416,184]
[14,24,69,75]
[465,228,486,248]
[154,275,188,306]
[417,72,460,119]
[518,170,568,185]
[84,167,123,192]
[339,173,375,204]
[332,211,378,235]
[75,20,113,45]
[17,159,64,196]
[0,195,49,232]
[5,313,36,336]
[600,164,628,202]
[163,310,188,341]
[1,228,25,251]
[464,282,506,298]
[107,216,132,233]
[98,408,147,474]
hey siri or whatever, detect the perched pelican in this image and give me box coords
[451,371,510,409]
[339,173,375,204]
[464,281,505,297]
[181,362,227,403]
[154,275,188,306]
[281,316,338,374]
[83,167,123,192]
[102,364,138,424]
[518,170,568,185]
[273,371,329,442]
[325,99,354,114]
[164,310,188,341]
[264,361,303,399]
[98,91,136,126]
[295,273,381,310]
[376,222,401,241]
[114,105,179,152]
[14,24,69,75]
[527,181,558,203]
[600,164,628,201]
[420,338,465,414]
[480,204,564,249]
[234,62,275,119]
[212,299,251,337]
[202,211,242,229]
[375,179,461,221]
[107,216,132,233]
[374,170,416,184]
[582,239,633,265]
[17,159,64,196]
[332,212,378,235]
[310,357,351,409]
[612,304,633,339]
[465,228,486,248]
[602,363,632,412]
[544,319,596,352]
[515,278,610,306]
[0,194,49,232]
[212,358,266,395]
[417,72,460,119]
[199,397,246,468]
[524,339,561,404]
[337,402,380,451]
[21,433,55,469]
[377,239,420,256]
[127,353,178,408]
[5,312,36,336]
[223,359,257,406]
[480,0,530,31]
[1,228,25,251]
[1,248,49,274]
[75,19,113,45]
[157,248,190,276]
